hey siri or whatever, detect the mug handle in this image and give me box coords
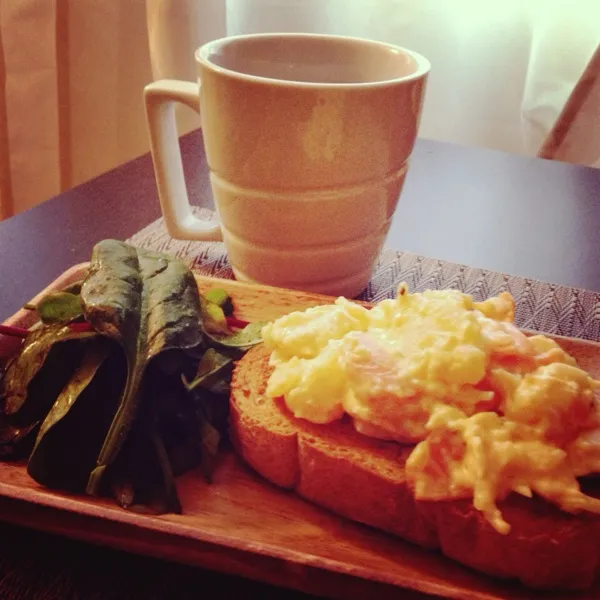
[144,79,223,241]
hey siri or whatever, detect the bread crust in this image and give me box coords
[230,344,600,590]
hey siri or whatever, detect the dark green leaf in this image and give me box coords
[199,417,220,483]
[204,321,267,350]
[181,348,232,392]
[2,325,98,425]
[80,240,204,495]
[61,280,84,296]
[106,415,182,515]
[36,292,83,325]
[150,425,181,513]
[0,420,38,460]
[160,409,201,476]
[203,379,231,401]
[27,338,126,492]
[203,288,234,316]
[205,389,230,432]
[151,369,203,476]
[188,385,230,482]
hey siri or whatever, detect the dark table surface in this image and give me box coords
[2,130,600,322]
[1,130,600,599]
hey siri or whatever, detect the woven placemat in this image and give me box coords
[128,208,600,343]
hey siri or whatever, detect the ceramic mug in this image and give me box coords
[144,33,430,297]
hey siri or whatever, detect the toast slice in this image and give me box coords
[230,344,600,590]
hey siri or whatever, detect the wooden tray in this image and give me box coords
[1,264,599,600]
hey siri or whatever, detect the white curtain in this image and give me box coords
[0,0,154,216]
[1,1,598,218]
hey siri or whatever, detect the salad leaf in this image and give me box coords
[181,348,232,392]
[199,417,220,482]
[159,405,201,476]
[1,325,98,426]
[186,385,231,482]
[204,320,267,350]
[150,366,201,477]
[80,240,204,495]
[36,292,83,325]
[107,412,182,515]
[150,425,181,513]
[27,338,126,492]
[0,421,38,460]
[0,239,257,514]
[62,280,84,296]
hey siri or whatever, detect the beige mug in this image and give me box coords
[144,33,430,297]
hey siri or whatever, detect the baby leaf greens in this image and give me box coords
[27,338,125,492]
[36,291,83,325]
[205,321,267,350]
[0,239,266,515]
[2,325,99,425]
[81,240,205,495]
[182,348,233,392]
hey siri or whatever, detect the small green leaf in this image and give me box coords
[192,388,229,435]
[37,292,83,325]
[2,325,98,422]
[27,338,125,492]
[203,288,234,316]
[107,415,183,515]
[0,420,38,460]
[150,425,182,513]
[182,349,232,392]
[62,280,84,296]
[199,417,221,483]
[205,321,267,349]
